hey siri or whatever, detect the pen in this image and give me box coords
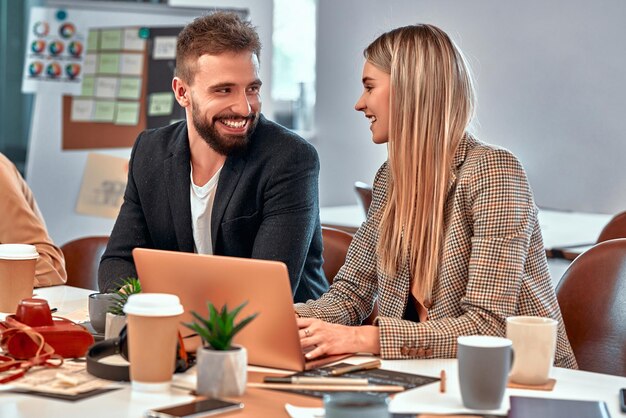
[329,359,382,376]
[263,376,369,385]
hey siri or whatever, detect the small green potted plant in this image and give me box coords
[105,277,141,339]
[184,301,257,397]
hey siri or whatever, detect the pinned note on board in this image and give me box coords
[76,153,128,219]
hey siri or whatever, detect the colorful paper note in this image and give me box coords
[97,53,121,74]
[117,77,141,100]
[148,92,174,116]
[100,29,122,50]
[94,100,116,122]
[115,101,140,125]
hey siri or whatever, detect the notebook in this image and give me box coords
[508,396,611,418]
[132,248,349,371]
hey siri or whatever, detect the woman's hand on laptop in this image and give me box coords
[296,317,380,359]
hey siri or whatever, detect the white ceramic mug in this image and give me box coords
[506,316,557,385]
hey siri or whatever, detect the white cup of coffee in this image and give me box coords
[506,316,557,385]
[457,335,512,410]
[0,244,38,313]
[123,293,183,392]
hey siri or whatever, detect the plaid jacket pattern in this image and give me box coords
[296,135,577,368]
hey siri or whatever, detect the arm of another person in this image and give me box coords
[0,163,66,287]
[98,133,152,292]
[248,140,322,294]
[375,148,537,359]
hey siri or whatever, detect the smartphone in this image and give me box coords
[146,399,243,418]
[620,388,626,413]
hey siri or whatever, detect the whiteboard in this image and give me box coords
[27,0,271,246]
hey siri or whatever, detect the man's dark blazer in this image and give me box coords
[98,115,328,302]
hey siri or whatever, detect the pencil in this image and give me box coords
[328,359,382,376]
[248,382,404,392]
[439,369,446,393]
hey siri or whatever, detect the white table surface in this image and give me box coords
[321,205,613,251]
[2,286,626,417]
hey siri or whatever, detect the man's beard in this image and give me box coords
[192,107,259,156]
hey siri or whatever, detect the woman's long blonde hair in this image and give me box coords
[366,24,476,300]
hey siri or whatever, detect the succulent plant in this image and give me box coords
[184,301,258,350]
[107,277,142,316]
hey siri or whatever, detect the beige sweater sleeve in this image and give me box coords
[0,154,67,287]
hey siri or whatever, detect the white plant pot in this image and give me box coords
[196,345,247,398]
[104,312,127,339]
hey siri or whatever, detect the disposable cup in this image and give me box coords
[0,244,38,313]
[124,293,183,392]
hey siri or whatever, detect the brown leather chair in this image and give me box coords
[60,236,109,290]
[556,238,626,376]
[354,181,373,217]
[597,211,626,243]
[321,226,378,325]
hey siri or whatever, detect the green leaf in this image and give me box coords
[189,300,257,350]
[106,277,142,316]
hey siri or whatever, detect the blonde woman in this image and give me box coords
[295,24,577,368]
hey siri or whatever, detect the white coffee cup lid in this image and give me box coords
[123,293,183,317]
[0,244,39,260]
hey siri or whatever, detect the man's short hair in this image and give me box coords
[175,11,262,84]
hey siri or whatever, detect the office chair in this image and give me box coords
[556,238,626,376]
[354,181,373,217]
[60,236,109,291]
[321,226,378,325]
[597,211,626,243]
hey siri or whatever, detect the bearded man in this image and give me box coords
[98,12,328,302]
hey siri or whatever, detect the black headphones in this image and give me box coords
[86,326,194,382]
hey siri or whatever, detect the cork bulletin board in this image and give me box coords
[62,27,148,150]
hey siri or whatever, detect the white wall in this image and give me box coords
[28,0,273,246]
[315,0,626,214]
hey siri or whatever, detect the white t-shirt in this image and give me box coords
[190,165,222,255]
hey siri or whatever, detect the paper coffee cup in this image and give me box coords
[0,244,38,313]
[124,293,183,392]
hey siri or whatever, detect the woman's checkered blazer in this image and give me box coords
[296,135,577,369]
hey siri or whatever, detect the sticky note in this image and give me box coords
[117,77,141,100]
[123,28,145,51]
[94,77,119,99]
[148,92,174,116]
[83,53,97,75]
[98,53,121,74]
[120,53,143,76]
[87,30,99,52]
[152,36,177,60]
[100,29,123,50]
[94,100,116,122]
[81,75,95,97]
[115,101,140,125]
[71,98,95,122]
